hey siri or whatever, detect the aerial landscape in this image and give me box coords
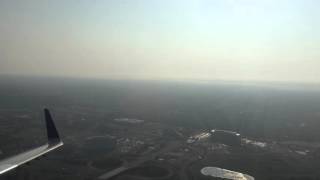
[1,76,320,180]
[1,0,320,179]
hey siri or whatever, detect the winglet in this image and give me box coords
[44,108,61,144]
[0,109,63,175]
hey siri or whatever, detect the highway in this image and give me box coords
[98,141,181,180]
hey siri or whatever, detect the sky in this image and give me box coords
[0,0,319,83]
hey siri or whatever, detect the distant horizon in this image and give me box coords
[2,72,320,87]
[1,1,319,83]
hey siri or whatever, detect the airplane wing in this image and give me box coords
[0,109,63,175]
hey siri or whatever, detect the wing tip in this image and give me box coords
[0,109,63,175]
[44,108,50,114]
[44,108,62,144]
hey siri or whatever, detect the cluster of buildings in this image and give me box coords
[187,129,242,146]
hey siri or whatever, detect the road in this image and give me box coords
[98,141,181,180]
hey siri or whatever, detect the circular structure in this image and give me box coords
[211,129,241,146]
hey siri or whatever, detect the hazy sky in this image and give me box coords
[0,0,319,82]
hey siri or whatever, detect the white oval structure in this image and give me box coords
[201,167,254,180]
